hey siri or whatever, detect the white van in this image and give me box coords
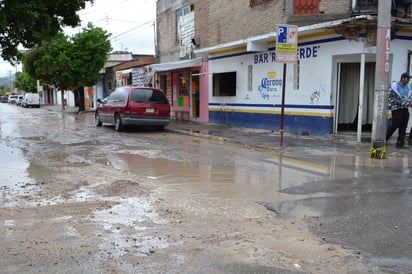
[8,94,18,104]
[21,93,41,108]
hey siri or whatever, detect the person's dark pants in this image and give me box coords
[386,108,409,146]
[409,124,412,145]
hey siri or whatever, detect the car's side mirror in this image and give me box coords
[97,98,101,103]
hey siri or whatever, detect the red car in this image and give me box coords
[95,86,170,131]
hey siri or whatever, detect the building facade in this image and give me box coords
[85,52,155,110]
[154,0,206,121]
[155,0,412,137]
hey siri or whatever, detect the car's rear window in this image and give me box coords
[131,89,168,104]
[108,88,128,102]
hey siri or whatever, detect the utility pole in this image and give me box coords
[370,0,392,159]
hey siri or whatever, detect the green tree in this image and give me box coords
[0,0,93,62]
[23,24,111,110]
[0,85,8,95]
[70,23,112,111]
[14,72,37,93]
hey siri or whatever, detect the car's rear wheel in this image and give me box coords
[95,112,102,127]
[114,114,123,131]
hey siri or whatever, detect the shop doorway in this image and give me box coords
[158,71,201,120]
[191,72,200,118]
[337,62,375,133]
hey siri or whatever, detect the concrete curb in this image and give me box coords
[167,128,280,152]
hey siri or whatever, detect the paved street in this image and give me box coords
[170,115,412,273]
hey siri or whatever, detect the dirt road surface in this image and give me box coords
[0,104,385,273]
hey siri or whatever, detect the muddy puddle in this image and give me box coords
[0,110,34,193]
[106,149,376,204]
[0,141,31,188]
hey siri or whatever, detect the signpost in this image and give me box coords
[370,0,392,159]
[276,24,298,146]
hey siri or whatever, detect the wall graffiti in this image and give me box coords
[310,83,326,104]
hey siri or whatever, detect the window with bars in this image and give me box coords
[352,0,378,13]
[294,0,319,15]
[355,0,378,9]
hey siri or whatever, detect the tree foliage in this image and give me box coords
[14,71,37,93]
[23,24,111,110]
[70,23,112,87]
[0,85,10,95]
[0,0,93,62]
[24,32,74,91]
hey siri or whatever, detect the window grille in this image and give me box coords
[294,0,319,15]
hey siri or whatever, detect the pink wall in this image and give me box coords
[198,61,209,122]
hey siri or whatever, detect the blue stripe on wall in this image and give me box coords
[395,35,412,40]
[208,37,346,61]
[209,103,333,110]
[209,111,333,136]
[208,51,250,60]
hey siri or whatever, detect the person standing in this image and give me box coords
[386,72,412,148]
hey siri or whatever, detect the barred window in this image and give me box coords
[294,0,319,15]
[352,0,378,13]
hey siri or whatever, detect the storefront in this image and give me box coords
[195,18,412,137]
[152,57,209,122]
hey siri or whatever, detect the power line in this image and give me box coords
[91,19,154,49]
[110,20,154,41]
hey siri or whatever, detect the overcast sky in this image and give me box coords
[70,0,157,54]
[0,0,157,77]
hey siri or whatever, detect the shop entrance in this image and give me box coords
[336,62,375,135]
[191,73,200,118]
[158,71,200,120]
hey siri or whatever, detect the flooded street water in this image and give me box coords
[0,103,410,273]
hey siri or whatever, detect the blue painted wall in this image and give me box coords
[209,110,333,136]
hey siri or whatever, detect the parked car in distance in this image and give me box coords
[8,94,19,104]
[15,95,24,106]
[0,95,8,103]
[21,93,41,108]
[95,86,171,131]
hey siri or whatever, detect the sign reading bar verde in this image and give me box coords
[276,24,298,63]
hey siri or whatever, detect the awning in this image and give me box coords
[119,68,133,74]
[152,57,203,73]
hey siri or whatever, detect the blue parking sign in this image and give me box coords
[276,24,298,63]
[277,25,287,43]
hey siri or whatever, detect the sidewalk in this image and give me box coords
[166,119,371,154]
[51,104,383,154]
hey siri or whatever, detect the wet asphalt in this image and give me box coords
[166,120,412,273]
[67,107,412,273]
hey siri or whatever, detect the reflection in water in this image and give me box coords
[260,153,412,270]
[109,149,412,204]
[109,151,289,202]
[0,142,30,188]
[108,150,373,203]
[0,112,32,191]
